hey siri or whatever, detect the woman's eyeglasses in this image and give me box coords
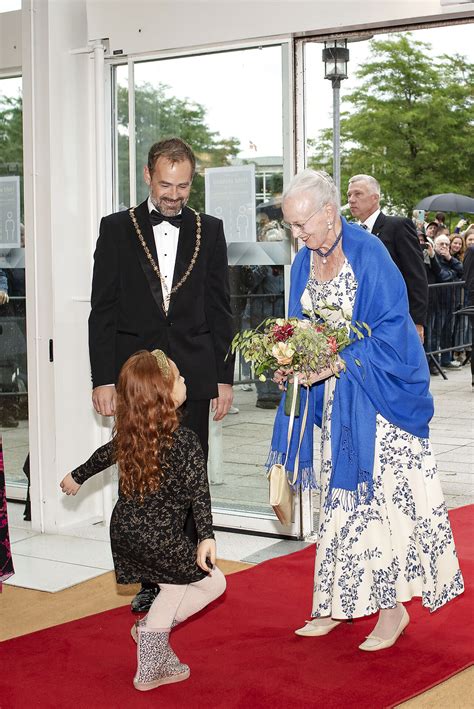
[281,203,325,234]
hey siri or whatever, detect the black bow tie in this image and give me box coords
[360,223,368,230]
[150,210,182,229]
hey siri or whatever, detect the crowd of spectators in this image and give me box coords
[414,212,474,374]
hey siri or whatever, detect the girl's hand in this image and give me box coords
[196,538,216,573]
[60,473,81,496]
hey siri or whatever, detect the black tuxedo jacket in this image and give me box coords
[89,201,235,400]
[371,212,428,326]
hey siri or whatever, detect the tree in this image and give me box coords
[308,34,474,214]
[0,94,23,174]
[117,83,240,211]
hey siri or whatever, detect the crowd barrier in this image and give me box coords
[425,281,472,377]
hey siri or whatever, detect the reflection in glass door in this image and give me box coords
[0,76,29,514]
[113,43,302,535]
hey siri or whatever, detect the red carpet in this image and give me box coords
[2,506,472,709]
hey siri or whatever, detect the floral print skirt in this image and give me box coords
[312,390,464,620]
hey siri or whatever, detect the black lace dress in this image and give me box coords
[71,426,214,585]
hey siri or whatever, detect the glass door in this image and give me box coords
[0,76,29,510]
[112,42,307,536]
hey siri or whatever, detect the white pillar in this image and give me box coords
[22,0,105,533]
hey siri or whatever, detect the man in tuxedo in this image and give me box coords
[89,137,235,610]
[347,174,428,341]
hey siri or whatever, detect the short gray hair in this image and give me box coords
[348,174,381,197]
[283,169,340,211]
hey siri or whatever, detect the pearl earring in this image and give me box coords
[327,220,333,229]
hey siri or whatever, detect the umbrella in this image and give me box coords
[415,193,474,213]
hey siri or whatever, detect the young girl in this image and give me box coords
[60,349,226,692]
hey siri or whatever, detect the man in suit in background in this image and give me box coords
[89,137,235,611]
[347,174,428,342]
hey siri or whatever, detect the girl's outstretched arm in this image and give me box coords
[62,441,116,493]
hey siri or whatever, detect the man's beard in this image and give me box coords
[151,194,188,217]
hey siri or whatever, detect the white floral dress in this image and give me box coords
[303,260,464,619]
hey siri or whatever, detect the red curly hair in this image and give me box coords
[114,350,179,502]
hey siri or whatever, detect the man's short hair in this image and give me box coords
[348,174,381,197]
[435,212,446,223]
[147,138,196,176]
[426,221,438,229]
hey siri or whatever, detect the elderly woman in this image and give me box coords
[270,170,463,651]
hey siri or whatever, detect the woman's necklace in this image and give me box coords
[314,229,343,264]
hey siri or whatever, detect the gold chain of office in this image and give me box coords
[129,207,201,313]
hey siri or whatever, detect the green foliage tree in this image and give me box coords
[308,34,474,214]
[0,94,23,173]
[117,82,240,211]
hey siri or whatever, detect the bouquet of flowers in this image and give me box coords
[230,309,370,414]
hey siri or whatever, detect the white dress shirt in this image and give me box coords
[361,209,380,234]
[101,200,182,388]
[148,197,180,301]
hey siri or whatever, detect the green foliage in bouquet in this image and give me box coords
[230,307,371,382]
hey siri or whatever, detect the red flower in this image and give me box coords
[328,336,338,354]
[272,323,295,342]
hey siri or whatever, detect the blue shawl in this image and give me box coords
[267,218,433,511]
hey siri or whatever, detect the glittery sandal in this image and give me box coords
[133,626,190,692]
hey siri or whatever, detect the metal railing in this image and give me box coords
[425,281,472,377]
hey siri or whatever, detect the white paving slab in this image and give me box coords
[4,556,108,592]
[8,527,39,544]
[11,533,114,570]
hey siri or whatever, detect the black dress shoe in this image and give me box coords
[131,586,160,613]
[23,501,31,521]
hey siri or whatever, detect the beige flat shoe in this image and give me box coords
[359,606,410,652]
[294,618,342,637]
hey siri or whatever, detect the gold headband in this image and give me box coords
[151,349,171,377]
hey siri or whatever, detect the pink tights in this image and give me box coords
[145,567,226,631]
